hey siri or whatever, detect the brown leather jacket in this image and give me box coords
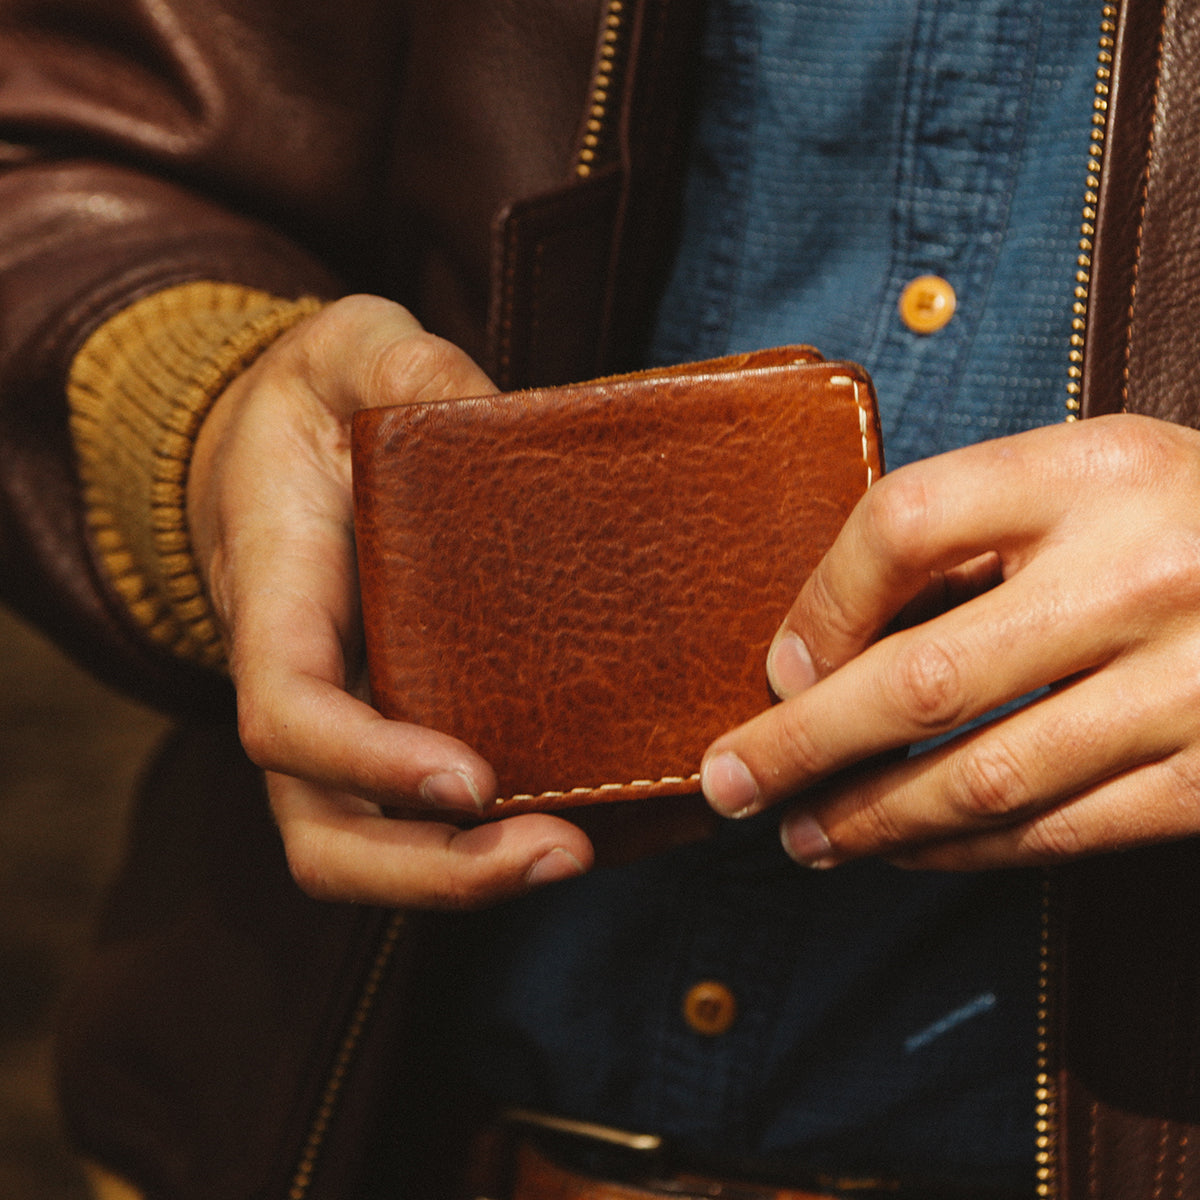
[2,0,1200,1197]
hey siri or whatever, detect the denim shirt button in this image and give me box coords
[683,980,738,1036]
[899,275,957,334]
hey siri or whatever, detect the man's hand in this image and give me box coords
[700,414,1200,869]
[187,295,593,907]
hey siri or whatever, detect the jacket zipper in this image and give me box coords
[1039,6,1122,1192]
[287,911,406,1200]
[575,0,628,178]
[1037,872,1061,1199]
[1067,1,1120,422]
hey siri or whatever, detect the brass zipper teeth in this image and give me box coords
[575,0,626,178]
[1048,6,1120,1176]
[1067,2,1119,420]
[288,911,406,1200]
[1035,871,1060,1199]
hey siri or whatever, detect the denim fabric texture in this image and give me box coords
[651,0,1096,468]
[429,1,1099,1192]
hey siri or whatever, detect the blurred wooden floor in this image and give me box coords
[0,607,169,1199]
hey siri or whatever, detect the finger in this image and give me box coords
[221,464,362,678]
[766,552,1005,699]
[295,295,498,418]
[218,492,502,810]
[240,673,496,810]
[270,774,593,908]
[705,553,1123,817]
[883,551,1005,634]
[217,397,501,810]
[884,751,1200,870]
[772,425,1085,687]
[779,648,1193,866]
[226,509,496,809]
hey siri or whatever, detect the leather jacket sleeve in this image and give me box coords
[0,0,413,711]
[0,0,699,713]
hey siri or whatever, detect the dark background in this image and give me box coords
[0,606,169,1198]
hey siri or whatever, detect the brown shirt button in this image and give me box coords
[898,274,956,334]
[682,980,738,1036]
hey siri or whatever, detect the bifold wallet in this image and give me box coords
[352,346,883,819]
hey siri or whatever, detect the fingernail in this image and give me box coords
[419,769,485,812]
[767,632,818,699]
[701,752,760,818]
[781,812,836,867]
[526,848,587,888]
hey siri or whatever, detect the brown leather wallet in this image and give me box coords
[352,346,882,818]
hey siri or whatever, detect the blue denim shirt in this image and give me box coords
[427,2,1099,1192]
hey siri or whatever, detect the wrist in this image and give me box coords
[67,281,325,668]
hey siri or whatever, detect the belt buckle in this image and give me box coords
[501,1107,665,1155]
[498,1110,776,1200]
[493,1108,670,1200]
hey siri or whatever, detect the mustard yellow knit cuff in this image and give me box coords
[68,282,325,669]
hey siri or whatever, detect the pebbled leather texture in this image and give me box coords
[1122,0,1200,428]
[1079,0,1166,420]
[352,346,882,815]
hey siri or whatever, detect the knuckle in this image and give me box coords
[375,331,471,405]
[1017,808,1087,862]
[287,295,381,370]
[886,637,967,731]
[847,790,911,851]
[1166,752,1200,799]
[1090,412,1183,480]
[772,709,830,781]
[1129,527,1200,609]
[427,861,492,912]
[312,293,400,342]
[819,769,913,853]
[798,565,867,663]
[862,469,938,566]
[949,741,1030,822]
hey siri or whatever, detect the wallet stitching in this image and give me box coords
[496,773,703,805]
[833,371,875,488]
[494,369,875,806]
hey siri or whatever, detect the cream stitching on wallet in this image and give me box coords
[495,773,703,806]
[830,372,874,488]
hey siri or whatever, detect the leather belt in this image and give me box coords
[509,1141,873,1200]
[492,1111,906,1200]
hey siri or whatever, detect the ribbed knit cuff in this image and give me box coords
[68,281,326,669]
